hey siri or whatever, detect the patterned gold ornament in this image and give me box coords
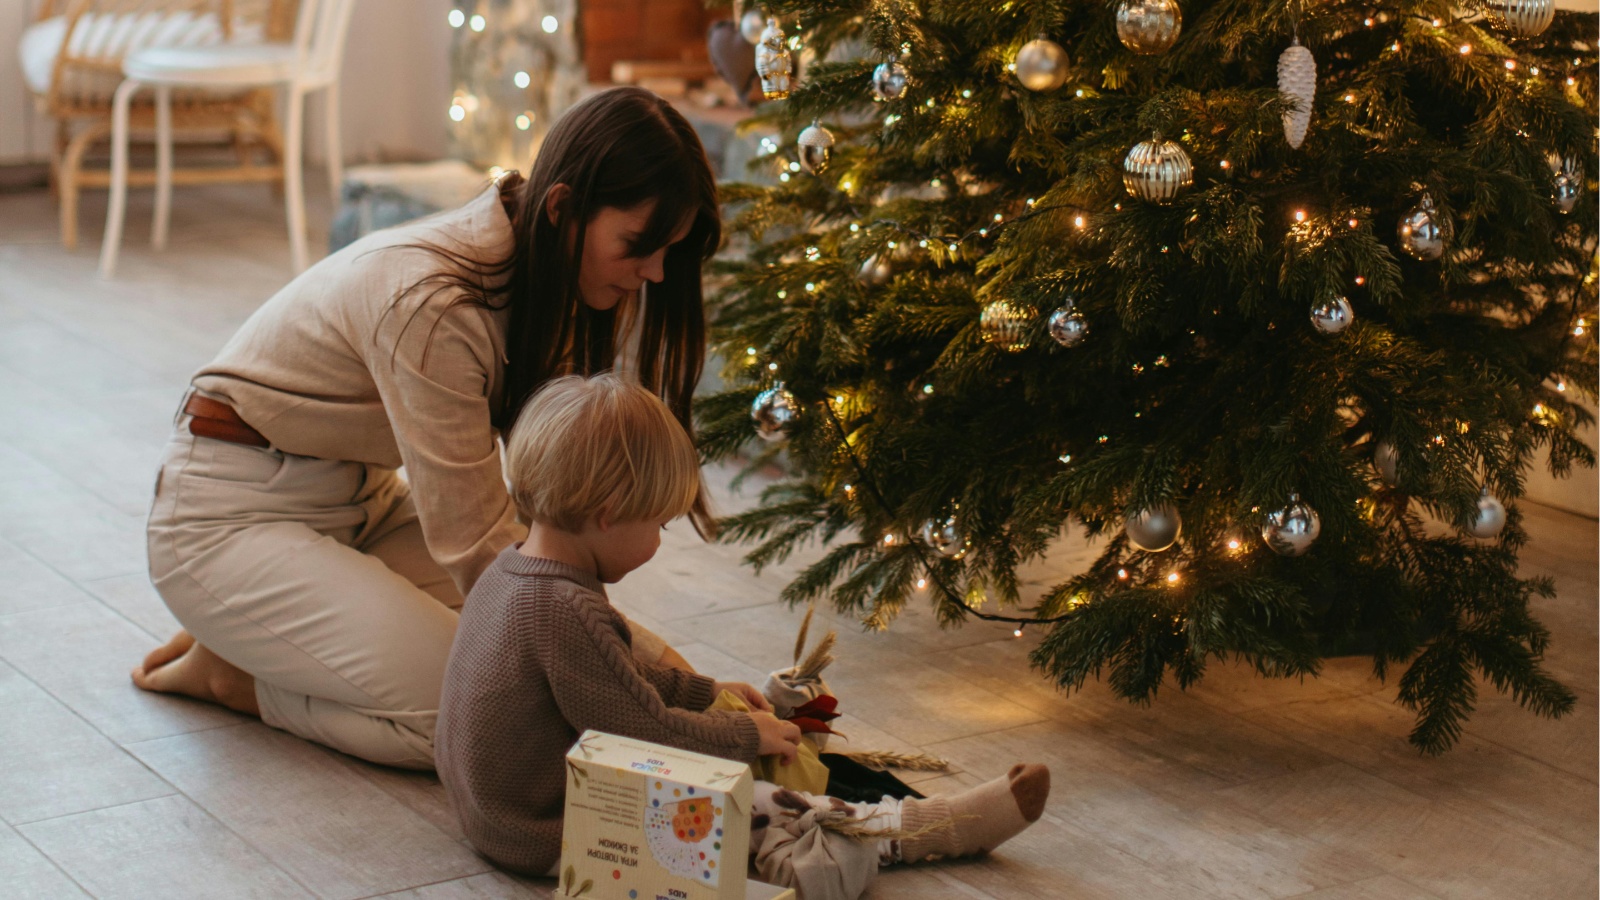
[797,122,835,175]
[751,382,799,441]
[1126,504,1182,552]
[1484,0,1555,37]
[1115,0,1182,55]
[1016,38,1070,92]
[1397,193,1447,261]
[1277,38,1316,149]
[1123,132,1193,204]
[755,18,794,100]
[979,300,1033,352]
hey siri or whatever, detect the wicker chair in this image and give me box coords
[21,0,297,249]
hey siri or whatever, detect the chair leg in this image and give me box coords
[283,87,309,273]
[323,85,343,202]
[152,85,173,251]
[100,80,142,278]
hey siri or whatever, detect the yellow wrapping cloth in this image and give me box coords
[710,691,831,794]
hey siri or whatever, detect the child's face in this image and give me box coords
[591,517,665,583]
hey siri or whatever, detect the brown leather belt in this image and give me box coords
[184,394,270,448]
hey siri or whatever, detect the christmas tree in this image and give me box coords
[698,0,1598,753]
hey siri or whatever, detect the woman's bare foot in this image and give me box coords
[131,630,260,716]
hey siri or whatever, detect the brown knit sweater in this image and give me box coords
[436,546,762,875]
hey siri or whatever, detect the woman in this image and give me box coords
[133,86,717,769]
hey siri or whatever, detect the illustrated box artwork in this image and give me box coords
[558,731,794,900]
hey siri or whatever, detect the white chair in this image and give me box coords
[100,0,355,276]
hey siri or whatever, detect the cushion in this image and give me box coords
[19,11,262,98]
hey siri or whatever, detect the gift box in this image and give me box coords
[558,731,794,900]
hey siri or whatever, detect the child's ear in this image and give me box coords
[594,504,614,533]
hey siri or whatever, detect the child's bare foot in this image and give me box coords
[131,630,260,716]
[898,763,1050,862]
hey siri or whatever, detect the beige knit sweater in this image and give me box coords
[436,547,762,875]
[190,185,521,595]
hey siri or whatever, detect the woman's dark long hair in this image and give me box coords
[390,86,721,534]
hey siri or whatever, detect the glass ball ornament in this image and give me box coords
[1048,306,1089,347]
[1483,0,1554,37]
[1467,488,1507,538]
[871,60,909,101]
[751,382,799,442]
[797,122,835,176]
[1397,193,1447,261]
[979,300,1033,352]
[1261,494,1321,557]
[858,254,892,286]
[919,515,970,560]
[1015,38,1069,92]
[1126,504,1182,552]
[739,8,767,44]
[1374,440,1400,487]
[1115,0,1182,55]
[1552,158,1581,215]
[1309,296,1354,335]
[1123,133,1193,205]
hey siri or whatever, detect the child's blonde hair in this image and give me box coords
[506,373,703,532]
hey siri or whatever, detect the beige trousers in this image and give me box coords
[147,424,667,770]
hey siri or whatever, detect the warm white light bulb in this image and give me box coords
[449,104,466,122]
[469,14,486,31]
[513,71,531,89]
[448,9,465,28]
[541,15,558,33]
[515,114,531,130]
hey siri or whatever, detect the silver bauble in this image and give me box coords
[755,18,794,100]
[751,382,799,442]
[871,60,909,101]
[1310,295,1354,335]
[739,8,767,44]
[1484,0,1555,37]
[1123,133,1193,204]
[1047,307,1089,346]
[1278,39,1317,150]
[1126,504,1182,552]
[797,122,835,176]
[979,300,1033,352]
[858,254,892,286]
[1261,494,1321,557]
[1467,489,1507,538]
[1115,0,1182,55]
[1016,38,1070,92]
[1397,193,1447,261]
[1374,440,1400,487]
[920,515,969,559]
[1552,158,1581,215]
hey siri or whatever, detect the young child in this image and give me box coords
[435,373,1050,898]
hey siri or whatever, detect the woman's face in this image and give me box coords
[574,199,694,312]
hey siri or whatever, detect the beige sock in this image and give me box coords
[898,763,1050,863]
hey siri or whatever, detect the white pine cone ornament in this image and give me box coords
[1278,38,1316,150]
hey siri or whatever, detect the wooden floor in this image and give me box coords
[0,181,1594,899]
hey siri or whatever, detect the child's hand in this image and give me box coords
[715,680,772,712]
[751,711,802,765]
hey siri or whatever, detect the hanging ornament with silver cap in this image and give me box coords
[739,6,767,44]
[979,300,1033,352]
[1466,488,1507,538]
[1309,295,1353,335]
[1374,440,1400,487]
[797,122,835,176]
[858,253,892,286]
[1048,304,1089,347]
[1115,0,1183,55]
[1277,37,1316,149]
[919,515,970,560]
[871,59,909,101]
[1397,193,1448,261]
[1261,494,1321,556]
[1015,37,1070,92]
[1483,0,1555,37]
[1126,504,1182,552]
[1552,157,1581,215]
[1123,132,1193,204]
[751,382,799,441]
[754,18,794,100]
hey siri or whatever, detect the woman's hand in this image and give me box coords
[714,680,772,712]
[750,711,802,765]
